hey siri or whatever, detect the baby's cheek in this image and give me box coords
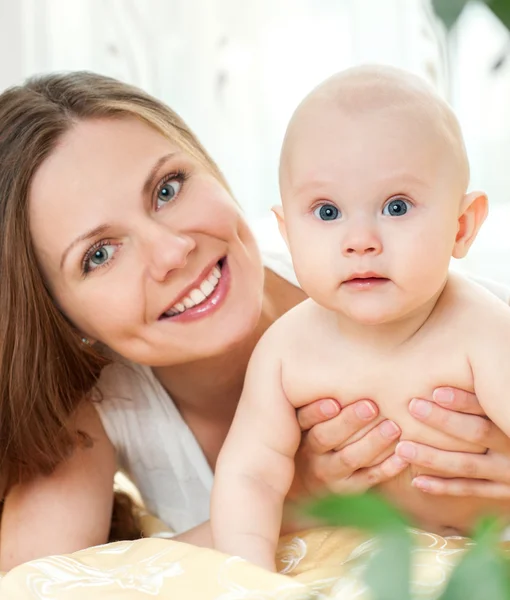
[294,260,337,304]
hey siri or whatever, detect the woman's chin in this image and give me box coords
[136,305,263,366]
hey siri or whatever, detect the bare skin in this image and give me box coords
[0,403,116,568]
[0,115,404,571]
[3,75,510,572]
[214,275,510,571]
[212,66,510,571]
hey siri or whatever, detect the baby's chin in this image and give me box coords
[338,301,413,327]
[348,311,402,327]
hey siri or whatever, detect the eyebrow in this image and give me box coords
[60,224,111,270]
[293,172,427,198]
[293,179,333,198]
[60,152,178,271]
[383,172,427,188]
[142,152,178,197]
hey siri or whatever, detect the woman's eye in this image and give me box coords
[382,197,412,216]
[313,204,341,221]
[85,244,116,272]
[156,179,182,210]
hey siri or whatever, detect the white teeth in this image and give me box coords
[183,297,194,309]
[200,280,215,296]
[162,262,223,318]
[190,289,206,304]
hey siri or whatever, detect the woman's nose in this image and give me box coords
[139,221,196,281]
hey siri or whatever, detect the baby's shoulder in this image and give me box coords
[256,299,322,353]
[441,273,510,332]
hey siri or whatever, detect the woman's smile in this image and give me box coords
[29,116,265,365]
[159,257,230,322]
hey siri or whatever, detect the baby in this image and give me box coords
[211,65,510,571]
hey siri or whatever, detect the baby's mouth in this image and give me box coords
[160,258,225,319]
[342,273,390,287]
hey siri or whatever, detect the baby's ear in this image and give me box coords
[271,205,289,247]
[452,191,488,259]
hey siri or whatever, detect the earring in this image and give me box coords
[81,337,90,345]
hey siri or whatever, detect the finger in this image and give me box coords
[412,476,510,499]
[357,453,409,487]
[480,423,510,453]
[296,398,341,431]
[408,399,491,449]
[396,441,510,484]
[330,454,409,495]
[431,387,485,416]
[304,400,379,454]
[311,420,402,483]
[334,420,401,470]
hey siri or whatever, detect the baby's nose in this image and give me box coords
[342,229,382,256]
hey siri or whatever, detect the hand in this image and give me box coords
[292,398,408,497]
[396,387,510,498]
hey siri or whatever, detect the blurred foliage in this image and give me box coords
[306,492,510,599]
[432,0,510,31]
[432,0,510,69]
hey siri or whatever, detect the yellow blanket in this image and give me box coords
[0,526,485,599]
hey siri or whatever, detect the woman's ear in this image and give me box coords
[452,191,488,259]
[271,205,289,247]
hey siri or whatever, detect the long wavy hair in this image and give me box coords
[0,71,228,539]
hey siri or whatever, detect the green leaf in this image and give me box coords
[432,0,471,30]
[304,493,410,532]
[364,530,412,600]
[472,515,504,546]
[439,517,510,600]
[304,493,413,600]
[487,0,510,31]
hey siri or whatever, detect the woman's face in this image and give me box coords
[29,116,264,366]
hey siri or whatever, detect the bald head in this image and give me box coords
[280,65,469,194]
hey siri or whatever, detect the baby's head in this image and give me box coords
[275,65,487,325]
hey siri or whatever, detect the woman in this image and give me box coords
[0,72,509,571]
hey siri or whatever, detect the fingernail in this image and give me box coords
[396,441,416,460]
[355,401,376,420]
[410,398,432,418]
[412,478,431,492]
[380,420,399,439]
[391,455,408,469]
[432,388,454,406]
[321,400,339,418]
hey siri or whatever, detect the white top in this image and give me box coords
[95,224,510,534]
[95,227,300,534]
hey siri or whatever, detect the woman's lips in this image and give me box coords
[160,258,230,323]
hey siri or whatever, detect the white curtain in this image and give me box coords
[1,0,509,282]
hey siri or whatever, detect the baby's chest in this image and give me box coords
[282,332,474,445]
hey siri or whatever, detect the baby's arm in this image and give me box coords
[0,401,116,571]
[211,331,301,571]
[470,309,510,440]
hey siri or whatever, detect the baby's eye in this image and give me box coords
[84,243,116,273]
[382,197,412,217]
[313,204,341,221]
[156,179,182,210]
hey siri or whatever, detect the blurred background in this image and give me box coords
[1,0,509,283]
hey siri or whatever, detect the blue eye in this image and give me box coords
[313,204,341,221]
[84,243,116,273]
[382,197,412,216]
[157,179,182,210]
